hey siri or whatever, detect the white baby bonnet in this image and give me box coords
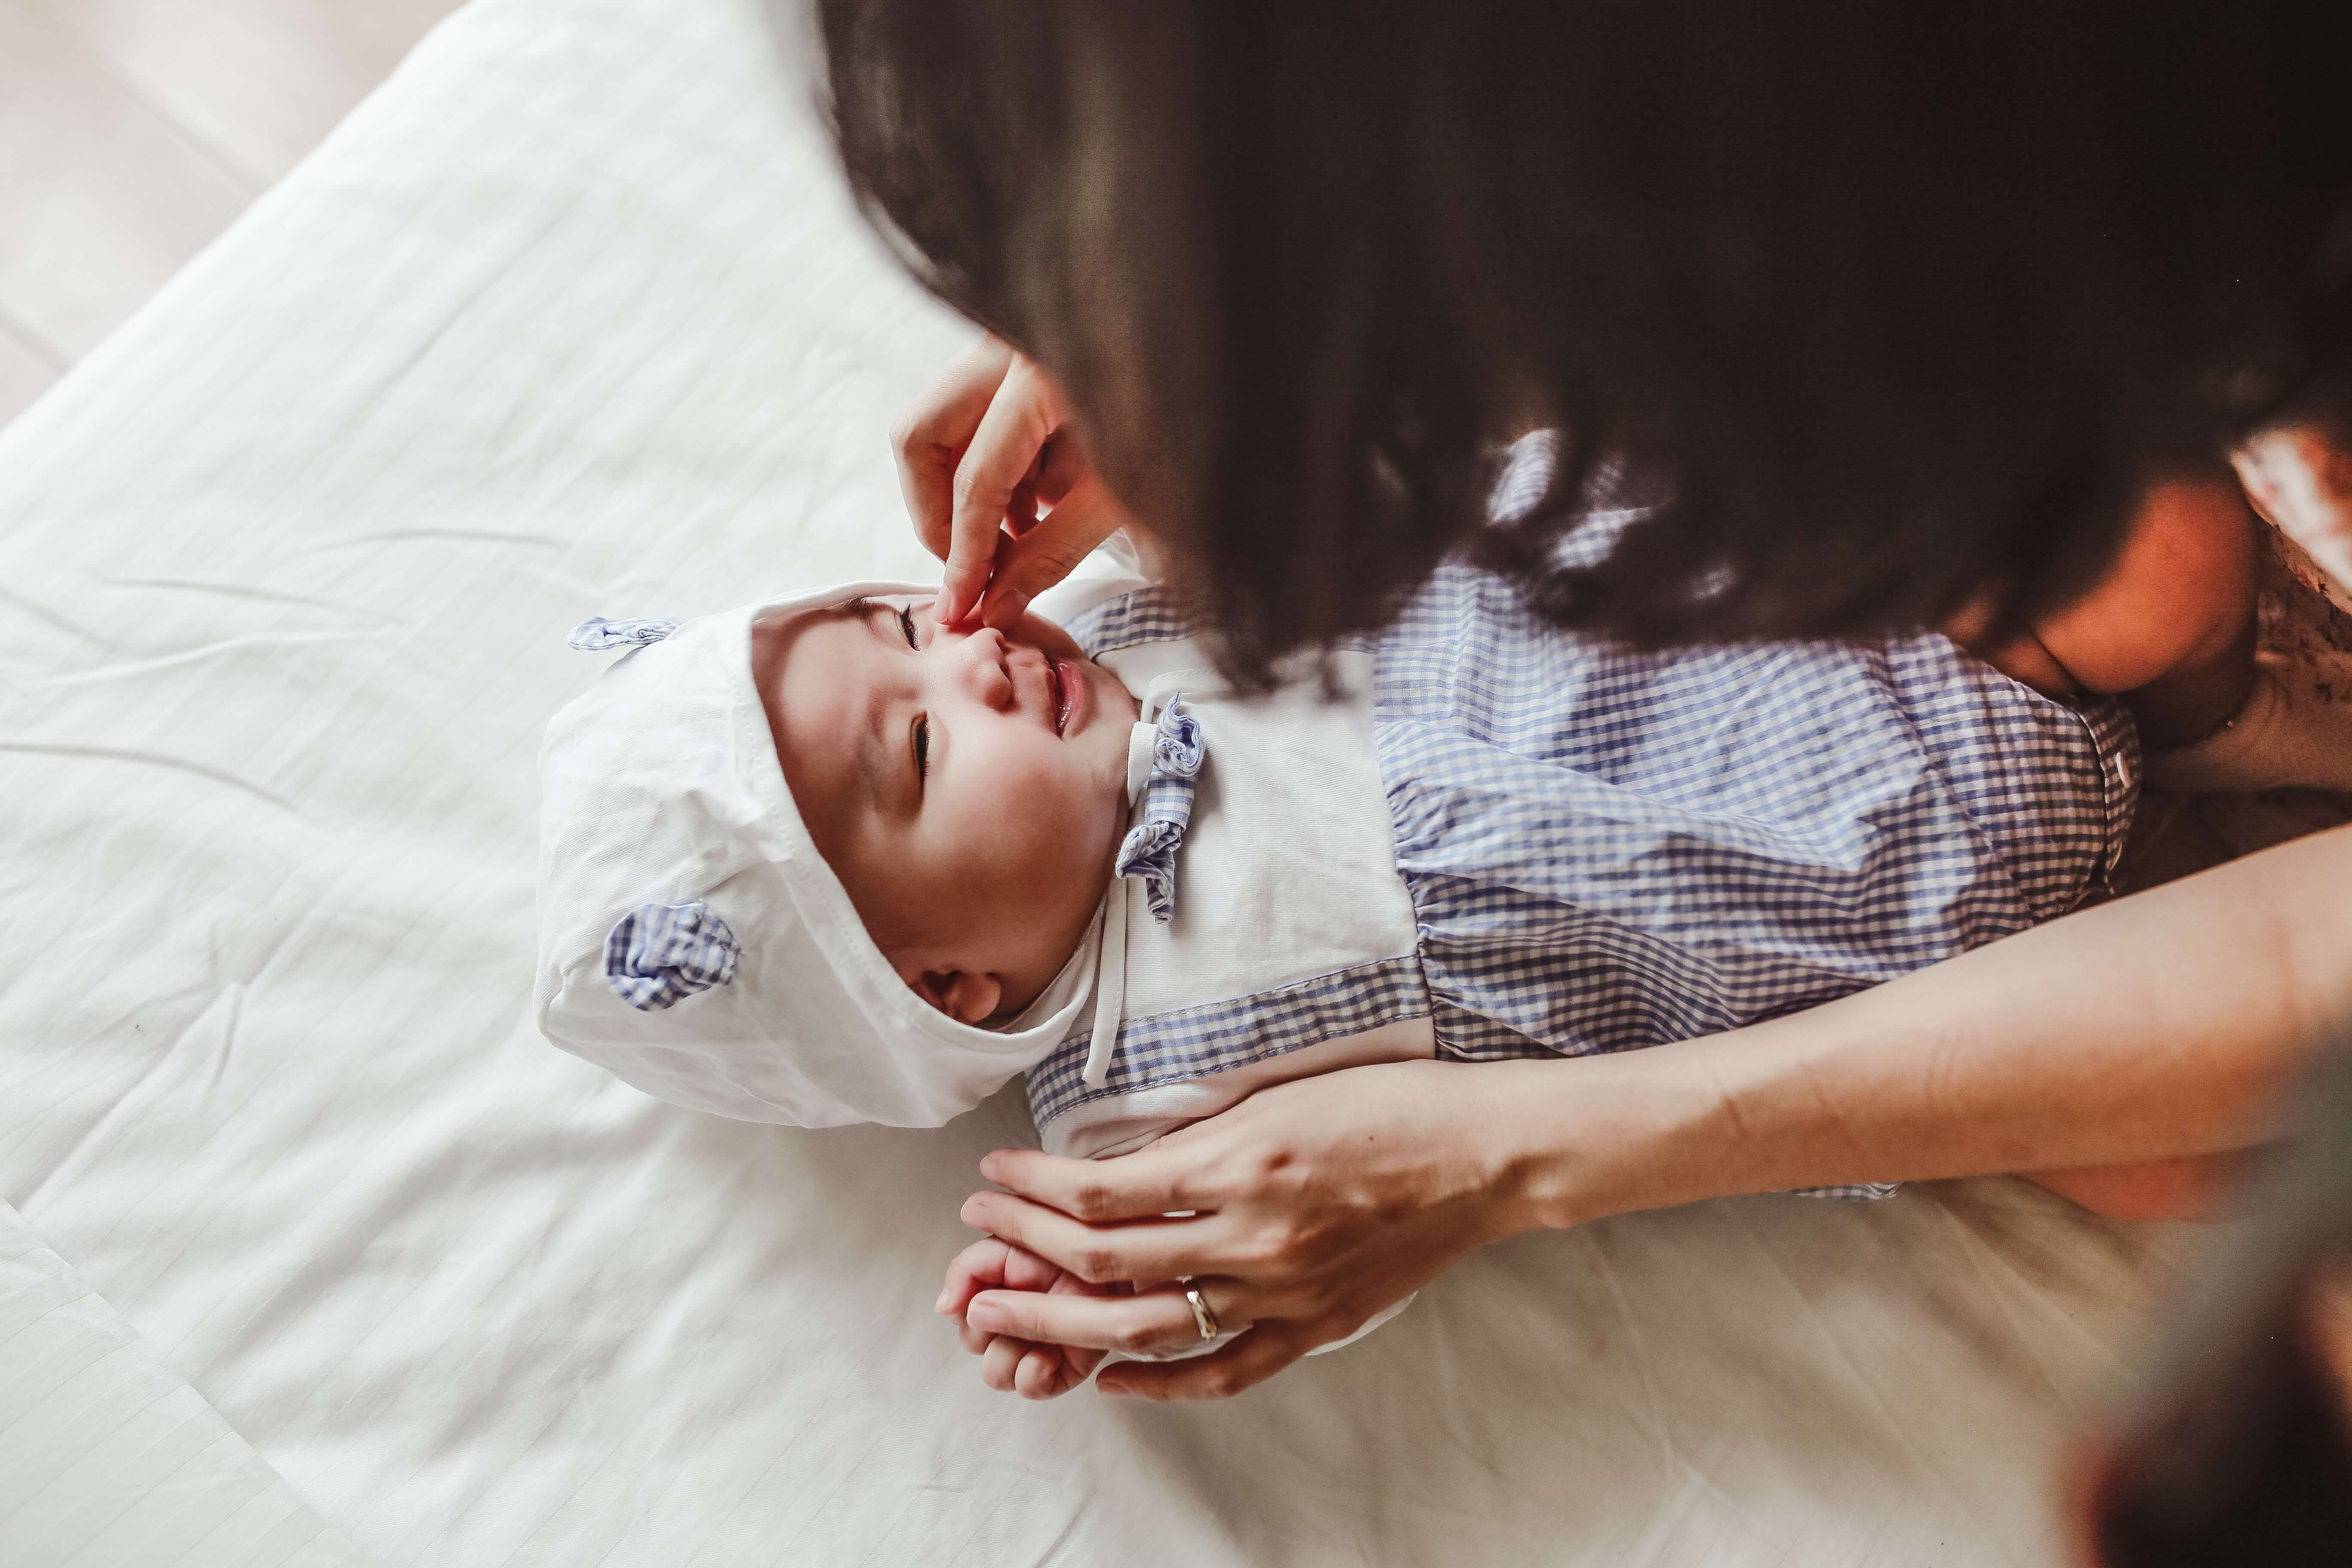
[534,582,1097,1128]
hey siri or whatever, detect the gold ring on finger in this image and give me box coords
[1180,1277,1221,1341]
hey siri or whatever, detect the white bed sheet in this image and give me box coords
[0,0,2204,1562]
[1,1202,363,1567]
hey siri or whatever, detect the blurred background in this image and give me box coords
[0,0,464,428]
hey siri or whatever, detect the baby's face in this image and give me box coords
[753,597,1139,1024]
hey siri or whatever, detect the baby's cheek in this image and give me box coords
[990,759,1115,876]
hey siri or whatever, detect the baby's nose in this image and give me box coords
[958,627,1014,705]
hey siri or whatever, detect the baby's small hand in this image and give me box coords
[937,1237,1115,1399]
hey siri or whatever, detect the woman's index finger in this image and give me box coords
[897,336,1013,560]
[980,1145,1196,1222]
[940,358,1068,619]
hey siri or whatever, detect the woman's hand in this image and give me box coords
[957,1060,1551,1400]
[937,1236,1114,1400]
[894,335,1134,630]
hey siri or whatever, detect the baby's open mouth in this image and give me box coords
[1048,657,1072,737]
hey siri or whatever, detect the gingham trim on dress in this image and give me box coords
[1065,585,1377,668]
[1026,956,1430,1131]
[1063,584,1204,658]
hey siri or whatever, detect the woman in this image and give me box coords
[808,0,2352,1399]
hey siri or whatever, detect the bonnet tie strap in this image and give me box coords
[568,616,680,650]
[1080,668,1219,1088]
[1111,694,1205,922]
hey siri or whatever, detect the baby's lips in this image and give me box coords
[1051,653,1093,738]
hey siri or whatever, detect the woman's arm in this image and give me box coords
[1545,822,2348,1220]
[957,824,2352,1399]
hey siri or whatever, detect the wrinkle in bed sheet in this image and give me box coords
[0,1202,367,1567]
[0,0,2205,1564]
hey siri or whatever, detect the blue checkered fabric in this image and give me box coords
[603,899,739,1011]
[570,616,682,651]
[1114,696,1206,922]
[1372,563,2135,1066]
[1060,587,1204,660]
[1026,957,1430,1127]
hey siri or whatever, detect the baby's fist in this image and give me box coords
[938,1236,1114,1399]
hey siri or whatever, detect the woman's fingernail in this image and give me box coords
[1097,1378,1132,1397]
[959,1195,988,1227]
[934,1290,952,1314]
[967,1298,1005,1332]
[978,1152,1004,1182]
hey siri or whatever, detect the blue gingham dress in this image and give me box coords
[1032,563,2135,1196]
[1373,563,2135,1065]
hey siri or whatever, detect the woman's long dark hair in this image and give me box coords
[810,0,2352,681]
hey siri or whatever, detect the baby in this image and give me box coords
[535,437,2334,1393]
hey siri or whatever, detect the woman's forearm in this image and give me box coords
[1505,824,2352,1230]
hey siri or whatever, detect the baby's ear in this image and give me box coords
[909,969,1003,1026]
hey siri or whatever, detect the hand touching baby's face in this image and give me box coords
[754,598,1138,1024]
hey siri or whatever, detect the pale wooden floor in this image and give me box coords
[0,0,466,429]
